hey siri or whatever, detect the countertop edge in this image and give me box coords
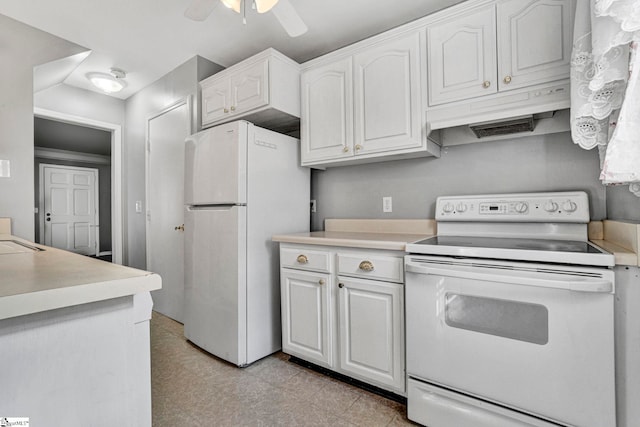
[272,232,432,251]
[0,273,161,321]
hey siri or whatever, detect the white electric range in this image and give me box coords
[404,191,616,427]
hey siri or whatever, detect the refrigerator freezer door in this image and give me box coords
[183,204,247,366]
[184,121,248,205]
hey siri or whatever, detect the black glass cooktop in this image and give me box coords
[414,236,605,254]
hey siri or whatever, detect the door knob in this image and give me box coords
[46,218,51,222]
[46,213,51,216]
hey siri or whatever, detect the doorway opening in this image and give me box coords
[33,108,124,264]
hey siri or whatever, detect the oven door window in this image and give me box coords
[445,293,549,345]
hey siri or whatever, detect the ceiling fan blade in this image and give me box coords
[184,0,219,21]
[271,0,308,37]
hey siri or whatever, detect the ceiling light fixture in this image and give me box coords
[87,68,127,94]
[222,0,278,14]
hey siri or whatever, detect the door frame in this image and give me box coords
[144,96,192,269]
[38,163,100,256]
[34,107,124,264]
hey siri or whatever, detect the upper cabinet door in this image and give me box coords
[202,78,231,124]
[427,7,497,106]
[497,0,574,91]
[301,57,354,164]
[354,33,423,154]
[230,60,269,114]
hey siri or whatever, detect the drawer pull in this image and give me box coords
[358,260,374,272]
[318,279,325,285]
[296,254,309,264]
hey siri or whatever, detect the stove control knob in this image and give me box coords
[514,202,528,213]
[442,203,455,213]
[563,200,578,212]
[456,203,468,213]
[544,201,558,212]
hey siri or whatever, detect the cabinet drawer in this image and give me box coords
[337,253,403,283]
[281,247,331,273]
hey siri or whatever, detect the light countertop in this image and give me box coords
[0,234,161,320]
[273,219,436,251]
[589,220,640,267]
[274,219,637,267]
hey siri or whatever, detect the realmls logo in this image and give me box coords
[0,418,29,427]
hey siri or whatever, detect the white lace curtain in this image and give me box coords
[570,0,640,197]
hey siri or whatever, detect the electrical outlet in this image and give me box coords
[310,199,317,213]
[383,196,392,213]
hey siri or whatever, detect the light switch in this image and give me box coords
[0,160,10,178]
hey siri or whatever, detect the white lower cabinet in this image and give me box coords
[337,276,405,393]
[280,243,406,395]
[281,269,332,368]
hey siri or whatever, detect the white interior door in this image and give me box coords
[147,99,191,323]
[41,164,99,256]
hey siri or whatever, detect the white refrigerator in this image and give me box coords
[183,120,309,366]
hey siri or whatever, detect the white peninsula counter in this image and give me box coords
[0,234,161,427]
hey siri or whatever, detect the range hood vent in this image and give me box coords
[468,115,535,138]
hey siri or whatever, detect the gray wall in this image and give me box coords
[124,56,223,269]
[0,14,86,240]
[34,158,112,253]
[607,185,640,221]
[311,132,606,230]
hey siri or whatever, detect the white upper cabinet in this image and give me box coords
[427,0,574,107]
[427,7,497,105]
[353,33,423,155]
[201,49,300,133]
[301,57,353,164]
[300,32,440,168]
[229,60,269,114]
[497,0,574,91]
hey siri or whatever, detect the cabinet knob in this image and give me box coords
[338,283,344,288]
[482,81,491,88]
[342,146,349,153]
[318,279,325,285]
[296,254,308,264]
[224,108,229,113]
[174,224,185,231]
[355,144,363,151]
[358,260,374,272]
[503,76,512,84]
[230,106,236,111]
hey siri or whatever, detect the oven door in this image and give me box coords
[405,255,615,427]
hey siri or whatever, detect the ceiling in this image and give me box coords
[0,0,465,99]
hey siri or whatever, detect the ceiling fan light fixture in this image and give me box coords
[87,68,127,94]
[221,0,241,13]
[255,0,279,13]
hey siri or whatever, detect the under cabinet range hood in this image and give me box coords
[468,115,535,138]
[435,109,570,146]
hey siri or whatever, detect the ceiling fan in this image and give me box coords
[184,0,308,37]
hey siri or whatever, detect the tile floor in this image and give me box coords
[151,311,417,426]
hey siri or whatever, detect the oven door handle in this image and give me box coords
[405,262,613,293]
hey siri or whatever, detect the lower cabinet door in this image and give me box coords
[281,268,333,367]
[337,276,405,393]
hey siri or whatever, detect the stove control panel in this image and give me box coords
[436,191,590,222]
